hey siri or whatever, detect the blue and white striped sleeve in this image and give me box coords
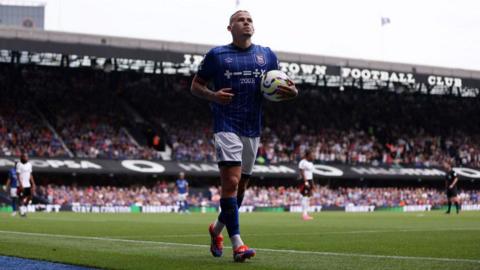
[268,47,279,70]
[197,49,216,81]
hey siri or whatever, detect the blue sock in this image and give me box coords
[11,198,17,211]
[219,197,239,237]
[184,200,189,210]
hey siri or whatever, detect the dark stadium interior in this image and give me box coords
[1,63,479,167]
[1,62,479,209]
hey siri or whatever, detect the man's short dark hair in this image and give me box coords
[229,10,249,24]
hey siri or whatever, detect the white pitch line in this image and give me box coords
[109,227,480,239]
[250,227,480,236]
[22,216,480,237]
[0,230,207,248]
[0,230,479,264]
[256,247,480,264]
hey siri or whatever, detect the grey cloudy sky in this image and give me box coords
[39,0,480,71]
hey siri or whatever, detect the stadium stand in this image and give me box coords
[1,63,479,168]
[32,184,480,208]
[0,65,68,157]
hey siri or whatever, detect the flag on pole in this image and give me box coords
[381,17,391,26]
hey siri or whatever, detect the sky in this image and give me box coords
[32,0,480,71]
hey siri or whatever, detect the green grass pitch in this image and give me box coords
[0,211,479,270]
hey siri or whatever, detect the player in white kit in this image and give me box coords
[298,150,315,220]
[16,153,36,217]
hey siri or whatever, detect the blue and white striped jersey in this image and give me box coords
[8,168,18,188]
[176,179,188,194]
[197,43,279,137]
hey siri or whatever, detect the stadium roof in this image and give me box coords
[0,0,45,7]
[1,26,480,79]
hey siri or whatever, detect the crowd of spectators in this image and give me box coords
[18,67,162,160]
[258,90,480,168]
[1,64,480,168]
[120,74,215,162]
[0,101,68,157]
[0,64,69,157]
[35,184,480,208]
[242,186,480,208]
[147,82,480,168]
[120,73,480,168]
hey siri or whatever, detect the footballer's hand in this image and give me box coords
[276,85,298,100]
[213,88,234,105]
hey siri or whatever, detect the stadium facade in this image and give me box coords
[0,27,479,185]
[0,27,479,96]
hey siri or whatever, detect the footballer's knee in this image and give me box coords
[222,177,239,197]
[219,164,241,197]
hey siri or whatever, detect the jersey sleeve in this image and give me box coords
[267,47,279,70]
[196,49,216,81]
[298,160,305,170]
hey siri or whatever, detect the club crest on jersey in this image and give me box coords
[224,57,233,63]
[255,54,266,66]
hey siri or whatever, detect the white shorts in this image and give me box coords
[214,132,260,175]
[10,188,18,198]
[178,193,188,201]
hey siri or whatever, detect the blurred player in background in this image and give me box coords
[176,172,189,213]
[16,153,35,217]
[299,150,315,220]
[5,161,19,216]
[191,10,297,262]
[444,161,460,214]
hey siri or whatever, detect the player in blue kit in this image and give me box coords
[176,172,189,213]
[5,162,19,216]
[191,10,297,262]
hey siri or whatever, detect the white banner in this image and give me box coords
[289,205,323,213]
[403,205,432,212]
[461,204,480,211]
[72,205,131,213]
[239,206,255,213]
[142,205,180,213]
[24,204,61,213]
[345,205,375,212]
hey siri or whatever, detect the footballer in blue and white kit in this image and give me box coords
[175,172,189,213]
[197,40,279,173]
[191,10,298,262]
[5,162,19,216]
